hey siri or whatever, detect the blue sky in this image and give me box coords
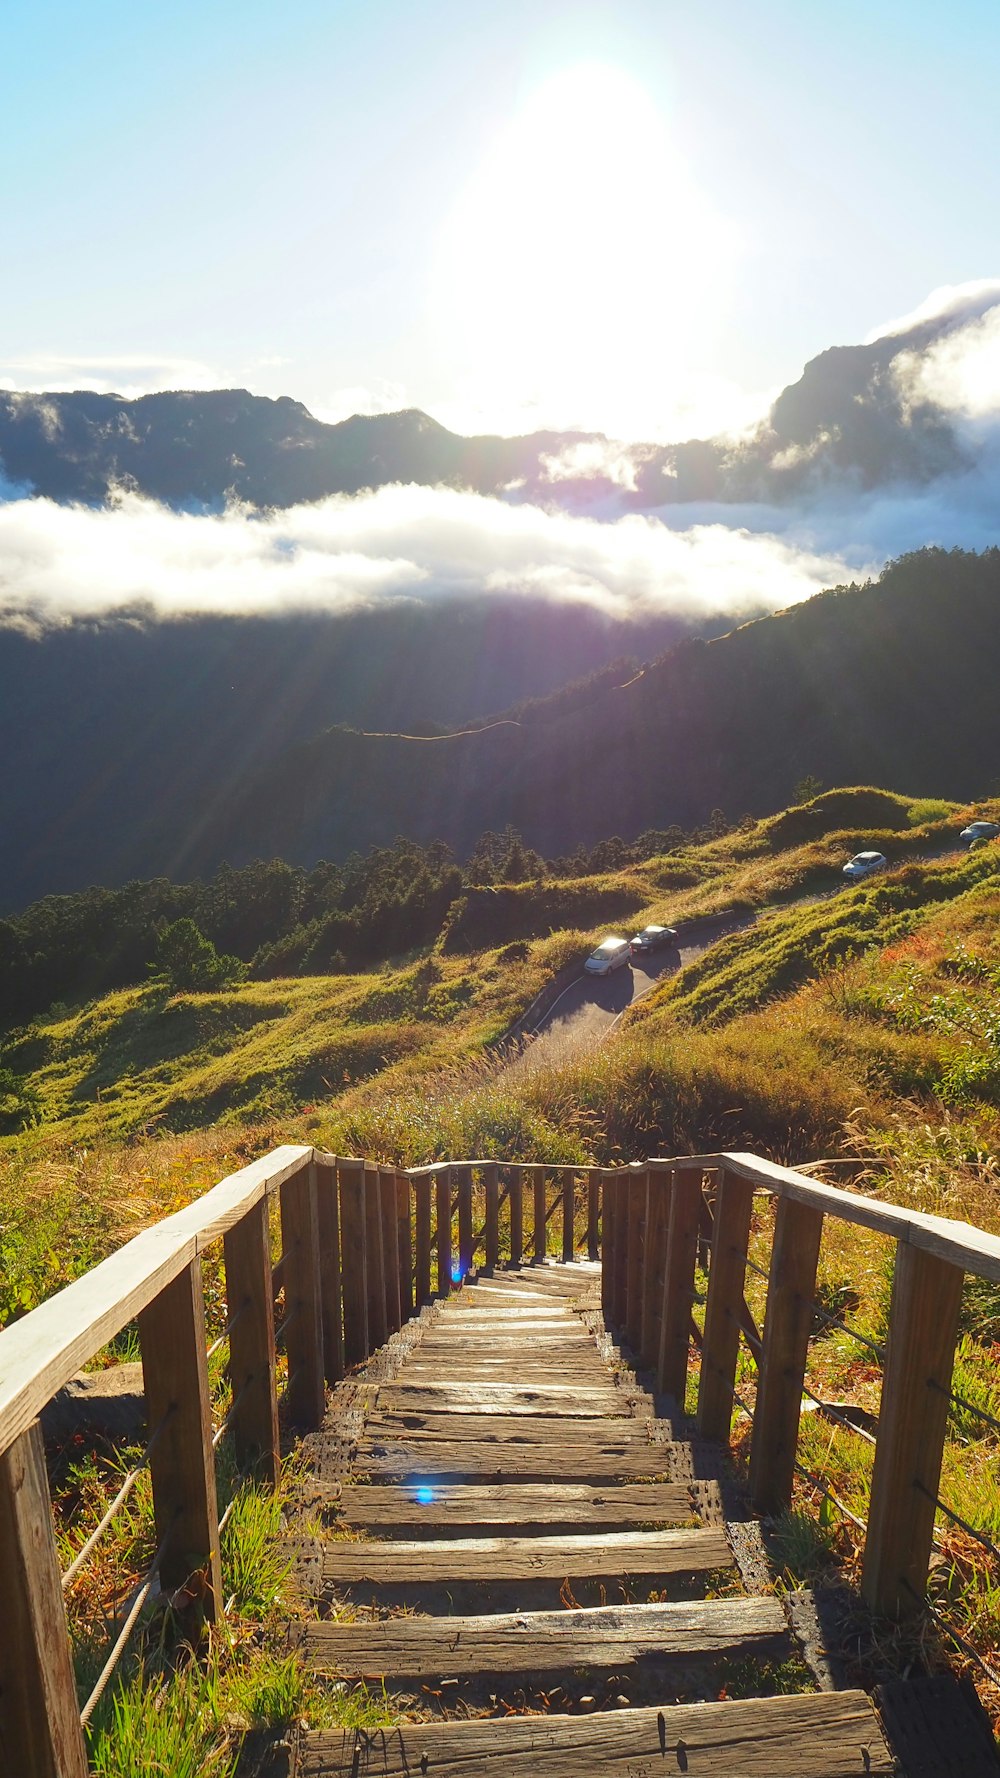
[3,0,999,438]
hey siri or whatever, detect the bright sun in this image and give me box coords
[434,64,738,440]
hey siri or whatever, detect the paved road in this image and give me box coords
[508,911,756,1075]
[507,841,972,1077]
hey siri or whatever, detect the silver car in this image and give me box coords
[584,936,632,975]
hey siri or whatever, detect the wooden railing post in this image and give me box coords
[640,1162,672,1371]
[380,1168,402,1336]
[139,1256,223,1622]
[396,1172,413,1320]
[436,1166,453,1297]
[223,1196,279,1484]
[624,1166,647,1351]
[509,1166,524,1267]
[484,1162,500,1272]
[600,1167,616,1323]
[338,1159,368,1365]
[697,1167,755,1441]
[414,1174,432,1306]
[364,1160,388,1348]
[0,1421,89,1778]
[314,1156,344,1386]
[862,1241,965,1617]
[749,1196,824,1515]
[458,1167,474,1281]
[279,1161,325,1428]
[562,1169,575,1262]
[533,1166,547,1263]
[610,1171,629,1330]
[658,1166,702,1402]
[587,1167,601,1261]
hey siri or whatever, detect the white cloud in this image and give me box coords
[893,303,1000,422]
[0,354,225,399]
[0,481,860,632]
[865,280,1000,345]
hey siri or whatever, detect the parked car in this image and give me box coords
[842,851,888,882]
[584,936,632,975]
[629,924,679,957]
[960,820,1000,845]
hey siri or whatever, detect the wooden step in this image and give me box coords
[356,1421,673,1483]
[298,1691,894,1775]
[296,1595,789,1682]
[374,1381,634,1417]
[321,1526,732,1588]
[334,1480,694,1532]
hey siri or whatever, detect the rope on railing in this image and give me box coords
[800,1382,878,1447]
[807,1298,885,1363]
[792,1458,869,1533]
[916,1484,1000,1568]
[901,1579,1000,1691]
[78,1512,179,1727]
[61,1406,176,1593]
[211,1375,257,1452]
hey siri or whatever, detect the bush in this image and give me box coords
[151,920,246,992]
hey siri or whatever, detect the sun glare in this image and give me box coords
[434,64,737,440]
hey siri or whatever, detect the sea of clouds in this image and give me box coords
[2,283,1000,633]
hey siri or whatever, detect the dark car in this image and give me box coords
[629,923,678,957]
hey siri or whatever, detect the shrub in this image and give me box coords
[152,920,246,992]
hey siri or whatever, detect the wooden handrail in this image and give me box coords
[0,1143,312,1461]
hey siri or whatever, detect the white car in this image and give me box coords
[842,851,888,882]
[960,821,1000,845]
[584,936,632,975]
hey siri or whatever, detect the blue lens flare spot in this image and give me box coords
[414,1486,435,1505]
[451,1264,462,1282]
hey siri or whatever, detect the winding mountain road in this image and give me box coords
[508,910,755,1075]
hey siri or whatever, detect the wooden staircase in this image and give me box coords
[290,1263,896,1776]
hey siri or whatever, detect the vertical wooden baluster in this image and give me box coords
[611,1172,629,1331]
[396,1172,413,1320]
[436,1166,452,1297]
[600,1168,616,1323]
[658,1166,702,1402]
[587,1166,601,1261]
[624,1166,647,1351]
[338,1159,368,1365]
[364,1160,388,1348]
[224,1196,280,1483]
[749,1196,824,1515]
[139,1256,223,1623]
[0,1421,89,1778]
[562,1169,575,1262]
[697,1167,755,1441]
[458,1166,474,1281]
[509,1165,524,1268]
[414,1173,432,1306]
[314,1155,344,1386]
[380,1167,402,1336]
[533,1166,547,1264]
[280,1161,325,1428]
[484,1162,500,1272]
[862,1241,965,1617]
[640,1162,671,1371]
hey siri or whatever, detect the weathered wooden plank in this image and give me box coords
[355,1444,672,1482]
[338,1158,368,1365]
[336,1481,693,1528]
[223,1195,279,1483]
[373,1381,632,1416]
[750,1197,824,1515]
[321,1526,732,1585]
[0,1421,89,1778]
[139,1257,222,1622]
[280,1162,325,1429]
[697,1168,754,1441]
[296,1595,788,1680]
[314,1157,345,1385]
[299,1691,892,1776]
[862,1240,965,1617]
[359,1414,659,1446]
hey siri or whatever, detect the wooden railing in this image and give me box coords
[600,1152,1000,1631]
[0,1147,599,1776]
[3,1141,998,1773]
